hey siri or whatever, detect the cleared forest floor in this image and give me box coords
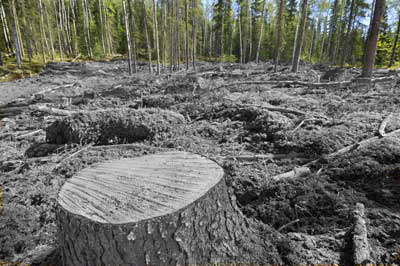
[0,60,399,265]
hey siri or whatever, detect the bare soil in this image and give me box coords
[0,60,399,265]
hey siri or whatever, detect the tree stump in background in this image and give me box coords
[56,151,279,266]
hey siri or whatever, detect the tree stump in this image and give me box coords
[56,151,278,266]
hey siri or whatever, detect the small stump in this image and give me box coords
[56,151,276,265]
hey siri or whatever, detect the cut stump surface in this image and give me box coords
[58,151,224,224]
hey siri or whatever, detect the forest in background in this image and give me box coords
[0,0,399,79]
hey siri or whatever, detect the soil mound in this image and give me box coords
[45,108,185,145]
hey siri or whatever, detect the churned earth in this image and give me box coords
[0,60,399,265]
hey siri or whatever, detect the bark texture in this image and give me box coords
[291,0,308,73]
[361,0,385,77]
[56,151,281,266]
[45,108,185,145]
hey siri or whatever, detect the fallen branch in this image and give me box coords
[54,143,94,169]
[291,120,306,133]
[270,129,400,181]
[16,129,44,140]
[72,53,81,62]
[239,103,307,117]
[225,152,308,162]
[29,105,78,116]
[378,113,393,137]
[271,166,311,181]
[0,129,44,141]
[278,219,300,232]
[239,103,328,120]
[352,203,370,265]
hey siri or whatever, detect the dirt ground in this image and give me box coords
[0,60,399,265]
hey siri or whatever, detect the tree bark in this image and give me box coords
[123,0,133,75]
[44,1,56,60]
[54,0,64,61]
[38,0,48,63]
[340,0,356,67]
[127,0,138,73]
[274,0,285,72]
[361,0,385,78]
[0,0,12,54]
[56,151,281,266]
[98,0,106,55]
[82,0,92,57]
[11,0,21,68]
[256,0,266,63]
[238,11,243,64]
[142,0,153,73]
[389,14,400,67]
[327,0,339,62]
[185,0,189,69]
[191,0,196,69]
[291,0,308,73]
[152,0,161,75]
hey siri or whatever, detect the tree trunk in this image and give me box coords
[0,50,3,66]
[220,3,225,60]
[44,2,56,60]
[327,0,339,62]
[0,0,12,54]
[162,0,167,69]
[38,0,48,63]
[185,0,189,69]
[123,0,133,75]
[11,0,21,68]
[274,0,285,72]
[11,0,24,57]
[291,0,308,73]
[319,16,327,63]
[56,151,281,266]
[143,0,153,73]
[340,0,356,67]
[152,0,161,75]
[176,0,181,71]
[98,0,106,55]
[82,0,92,57]
[54,0,64,61]
[127,0,137,73]
[191,0,196,69]
[247,2,252,62]
[238,10,243,64]
[70,0,79,56]
[229,19,234,57]
[170,0,174,72]
[389,14,400,67]
[256,0,266,63]
[361,0,385,78]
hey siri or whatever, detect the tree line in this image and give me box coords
[0,0,399,77]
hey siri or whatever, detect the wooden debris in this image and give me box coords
[378,113,393,137]
[269,129,400,181]
[29,105,78,116]
[225,152,308,162]
[271,166,311,181]
[278,219,300,232]
[352,203,370,265]
[215,76,396,90]
[54,143,94,169]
